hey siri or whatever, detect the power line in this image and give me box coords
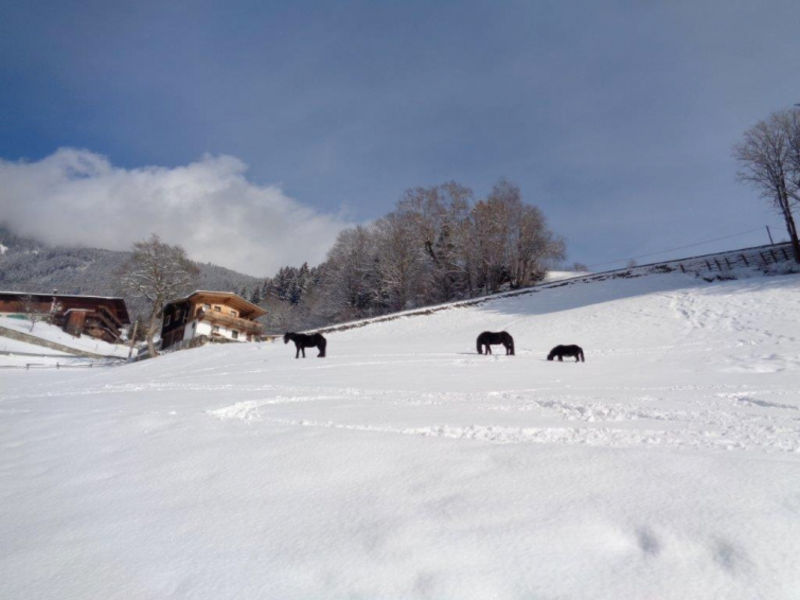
[586,227,767,269]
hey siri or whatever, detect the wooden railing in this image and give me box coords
[196,310,262,335]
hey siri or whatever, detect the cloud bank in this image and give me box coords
[0,149,350,276]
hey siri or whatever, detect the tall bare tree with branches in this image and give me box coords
[118,234,199,357]
[734,107,800,263]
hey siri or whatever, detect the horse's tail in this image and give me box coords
[508,335,515,355]
[318,336,327,357]
[579,348,585,362]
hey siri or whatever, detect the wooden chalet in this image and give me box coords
[160,291,266,350]
[0,291,130,343]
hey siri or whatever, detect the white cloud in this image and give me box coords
[0,148,351,276]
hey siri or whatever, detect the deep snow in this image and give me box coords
[1,271,799,599]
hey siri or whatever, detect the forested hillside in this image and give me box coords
[0,225,264,318]
[2,179,569,332]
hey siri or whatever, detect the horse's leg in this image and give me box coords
[486,345,492,355]
[558,355,563,361]
[301,346,306,358]
[295,343,300,359]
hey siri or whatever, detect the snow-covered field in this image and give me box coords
[2,271,799,599]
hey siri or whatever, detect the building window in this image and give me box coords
[203,304,210,311]
[212,325,220,334]
[232,330,239,339]
[230,309,238,317]
[213,306,221,312]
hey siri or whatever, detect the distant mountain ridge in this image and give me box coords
[0,225,264,318]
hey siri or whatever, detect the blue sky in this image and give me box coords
[1,1,799,276]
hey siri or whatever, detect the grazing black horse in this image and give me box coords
[476,331,515,355]
[284,332,327,358]
[547,344,584,362]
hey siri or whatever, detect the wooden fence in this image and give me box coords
[313,242,797,335]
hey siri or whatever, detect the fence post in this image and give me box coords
[782,247,789,261]
[705,260,712,270]
[760,252,769,266]
[725,257,732,269]
[770,249,778,262]
[714,258,722,271]
[680,264,685,273]
[740,254,748,267]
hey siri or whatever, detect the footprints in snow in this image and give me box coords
[205,386,800,453]
[633,526,748,574]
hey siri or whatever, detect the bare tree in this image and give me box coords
[734,107,800,263]
[317,226,380,321]
[300,179,567,323]
[395,182,475,301]
[374,212,427,311]
[783,109,800,203]
[471,180,565,291]
[471,192,511,293]
[19,294,41,332]
[118,234,200,357]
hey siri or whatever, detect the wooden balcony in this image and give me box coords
[196,310,263,335]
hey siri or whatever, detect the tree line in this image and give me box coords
[257,179,565,331]
[119,179,566,350]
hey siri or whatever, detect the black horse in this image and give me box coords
[284,332,327,358]
[547,344,584,362]
[476,331,515,355]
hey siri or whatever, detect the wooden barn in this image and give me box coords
[160,291,266,350]
[0,291,131,343]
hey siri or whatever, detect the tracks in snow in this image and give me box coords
[11,379,795,454]
[204,384,800,455]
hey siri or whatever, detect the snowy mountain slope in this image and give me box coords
[1,270,799,599]
[0,225,263,318]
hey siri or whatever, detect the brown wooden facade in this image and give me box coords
[0,291,130,343]
[160,291,266,350]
